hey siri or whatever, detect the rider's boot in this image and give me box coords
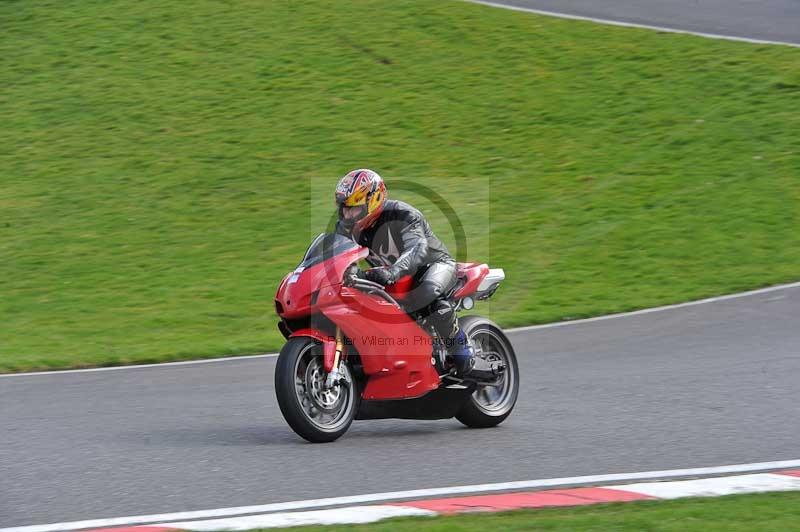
[450,328,474,377]
[450,329,501,380]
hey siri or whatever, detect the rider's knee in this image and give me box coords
[415,281,443,306]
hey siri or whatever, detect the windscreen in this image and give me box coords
[298,233,359,269]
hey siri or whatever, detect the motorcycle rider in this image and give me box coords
[334,168,490,378]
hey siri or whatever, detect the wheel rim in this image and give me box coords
[293,344,355,432]
[469,328,516,415]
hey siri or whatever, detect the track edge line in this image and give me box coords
[464,0,800,47]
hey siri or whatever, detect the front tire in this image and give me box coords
[455,316,519,428]
[275,337,358,443]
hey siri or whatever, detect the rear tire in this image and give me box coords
[455,316,519,428]
[275,337,358,443]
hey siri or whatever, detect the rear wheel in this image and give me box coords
[455,316,519,428]
[275,337,358,443]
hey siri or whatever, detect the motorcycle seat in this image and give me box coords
[385,262,490,302]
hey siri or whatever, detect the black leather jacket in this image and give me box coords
[337,200,452,279]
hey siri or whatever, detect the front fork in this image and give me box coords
[323,326,345,389]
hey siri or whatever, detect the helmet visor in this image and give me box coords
[338,204,368,229]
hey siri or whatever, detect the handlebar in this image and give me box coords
[347,275,402,308]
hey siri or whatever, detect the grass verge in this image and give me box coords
[248,491,800,531]
[1,0,799,372]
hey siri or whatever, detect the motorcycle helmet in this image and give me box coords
[335,169,387,236]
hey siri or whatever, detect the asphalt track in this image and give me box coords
[2,283,799,527]
[474,0,800,45]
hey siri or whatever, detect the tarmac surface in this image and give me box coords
[2,284,799,527]
[475,0,800,45]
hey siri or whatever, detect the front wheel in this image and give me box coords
[274,337,358,443]
[455,316,519,428]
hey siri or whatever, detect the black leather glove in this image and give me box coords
[365,267,395,286]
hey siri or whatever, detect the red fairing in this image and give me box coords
[384,274,414,300]
[453,262,490,298]
[275,246,368,319]
[317,287,438,400]
[275,242,439,400]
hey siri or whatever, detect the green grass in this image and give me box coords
[1,0,799,372]
[250,492,800,531]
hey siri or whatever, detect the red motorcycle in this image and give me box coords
[274,233,519,442]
